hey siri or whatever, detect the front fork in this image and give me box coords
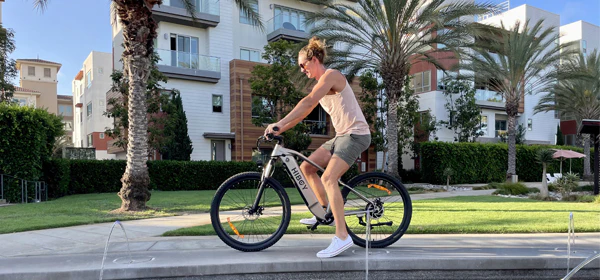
[249,158,275,214]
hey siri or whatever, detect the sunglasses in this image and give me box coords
[299,59,310,70]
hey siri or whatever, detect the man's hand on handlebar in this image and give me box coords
[264,122,283,139]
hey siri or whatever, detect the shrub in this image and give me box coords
[492,182,529,195]
[553,172,579,200]
[420,142,594,184]
[0,103,64,180]
[527,187,540,193]
[576,195,596,203]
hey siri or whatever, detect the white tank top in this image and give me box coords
[318,69,371,136]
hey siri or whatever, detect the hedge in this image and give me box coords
[420,142,595,184]
[43,159,361,198]
[0,103,63,180]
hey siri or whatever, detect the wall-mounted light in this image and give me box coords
[269,4,273,9]
[164,33,168,40]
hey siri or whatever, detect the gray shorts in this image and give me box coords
[321,134,371,167]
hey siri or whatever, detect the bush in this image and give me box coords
[41,159,364,198]
[492,182,529,195]
[595,195,600,204]
[576,195,596,203]
[529,193,557,201]
[42,159,71,198]
[420,142,594,184]
[553,172,579,199]
[399,169,423,183]
[0,104,64,180]
[527,187,540,193]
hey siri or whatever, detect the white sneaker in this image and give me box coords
[299,216,335,226]
[317,236,354,258]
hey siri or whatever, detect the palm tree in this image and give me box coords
[458,19,577,181]
[306,0,493,178]
[534,50,600,180]
[33,0,261,211]
[536,149,555,198]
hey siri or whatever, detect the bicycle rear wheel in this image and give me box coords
[342,172,412,248]
[210,172,291,252]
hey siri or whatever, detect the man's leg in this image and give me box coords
[321,155,351,239]
[300,147,332,207]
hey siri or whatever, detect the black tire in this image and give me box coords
[341,172,412,248]
[210,172,291,252]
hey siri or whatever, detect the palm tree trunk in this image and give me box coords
[386,99,399,178]
[583,134,592,180]
[541,164,548,198]
[506,110,518,181]
[115,0,157,211]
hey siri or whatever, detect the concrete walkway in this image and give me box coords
[1,189,599,279]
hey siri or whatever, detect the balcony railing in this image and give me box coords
[164,0,220,16]
[156,49,220,72]
[303,120,327,135]
[475,89,504,103]
[266,13,313,42]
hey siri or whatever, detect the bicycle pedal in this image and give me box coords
[309,223,319,231]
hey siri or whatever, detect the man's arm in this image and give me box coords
[275,71,336,131]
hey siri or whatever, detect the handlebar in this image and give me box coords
[256,126,284,150]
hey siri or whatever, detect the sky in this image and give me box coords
[3,0,600,96]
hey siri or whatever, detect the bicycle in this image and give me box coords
[210,132,413,252]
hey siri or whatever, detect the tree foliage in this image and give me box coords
[439,80,483,142]
[0,25,17,102]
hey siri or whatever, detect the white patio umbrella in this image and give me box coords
[552,149,586,174]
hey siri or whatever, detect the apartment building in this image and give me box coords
[402,4,572,169]
[58,95,74,143]
[0,0,4,24]
[109,0,376,171]
[72,51,115,159]
[558,20,600,145]
[13,59,75,144]
[15,59,61,114]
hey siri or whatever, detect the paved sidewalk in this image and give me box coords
[0,234,598,279]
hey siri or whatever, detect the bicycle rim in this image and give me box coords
[212,173,290,251]
[343,173,412,248]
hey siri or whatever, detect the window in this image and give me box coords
[211,140,226,161]
[99,133,105,139]
[527,118,532,131]
[495,119,507,137]
[87,102,92,117]
[304,105,328,135]
[79,112,83,123]
[240,0,258,25]
[479,115,488,136]
[251,96,274,121]
[240,48,261,62]
[86,70,92,88]
[13,97,28,107]
[436,70,457,90]
[59,105,73,116]
[212,95,223,113]
[87,134,93,147]
[582,40,587,54]
[170,33,199,69]
[44,68,51,78]
[273,6,313,32]
[28,66,35,76]
[411,71,431,93]
[63,121,73,131]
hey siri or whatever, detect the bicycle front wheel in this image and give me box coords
[210,172,291,252]
[342,172,412,248]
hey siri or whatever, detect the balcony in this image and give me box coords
[152,0,220,28]
[156,49,221,83]
[303,120,328,135]
[475,89,505,109]
[266,13,313,42]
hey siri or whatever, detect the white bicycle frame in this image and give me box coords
[256,142,372,221]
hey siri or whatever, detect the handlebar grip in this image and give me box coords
[273,126,280,132]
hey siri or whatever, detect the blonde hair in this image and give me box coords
[300,36,327,63]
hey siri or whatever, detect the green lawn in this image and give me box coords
[0,189,307,234]
[164,196,600,236]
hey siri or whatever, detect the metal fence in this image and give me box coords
[0,174,47,204]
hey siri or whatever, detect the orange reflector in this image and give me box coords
[368,184,391,195]
[227,217,244,238]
